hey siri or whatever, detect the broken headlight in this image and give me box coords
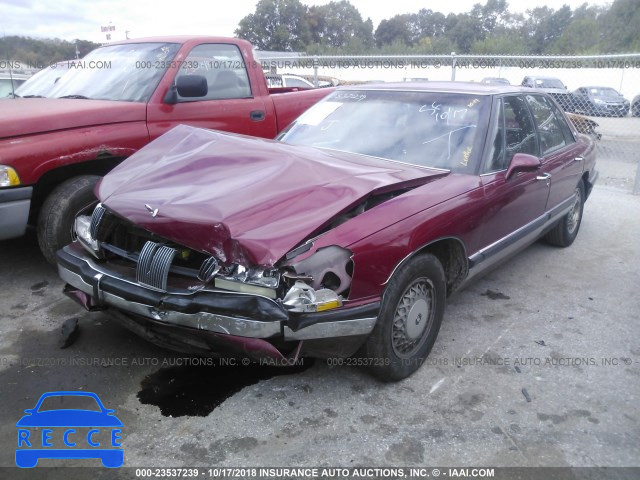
[74,215,101,257]
[282,281,342,312]
[280,245,352,312]
[214,265,281,299]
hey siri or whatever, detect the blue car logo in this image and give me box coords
[16,391,123,468]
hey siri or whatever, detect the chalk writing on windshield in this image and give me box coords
[423,125,477,160]
[333,92,367,102]
[419,102,469,123]
[461,146,472,166]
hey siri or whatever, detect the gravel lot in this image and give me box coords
[0,153,638,478]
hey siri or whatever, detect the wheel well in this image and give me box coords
[29,156,124,224]
[390,238,467,296]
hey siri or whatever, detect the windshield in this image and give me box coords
[280,90,489,172]
[49,42,180,102]
[535,78,565,89]
[589,87,620,98]
[14,64,70,97]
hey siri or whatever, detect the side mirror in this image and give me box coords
[506,153,540,179]
[176,75,208,98]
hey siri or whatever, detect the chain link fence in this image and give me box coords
[260,53,640,194]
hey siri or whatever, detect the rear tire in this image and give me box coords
[363,254,446,382]
[37,175,100,265]
[544,180,584,248]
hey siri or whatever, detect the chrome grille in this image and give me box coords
[197,256,220,283]
[136,241,176,291]
[89,204,106,239]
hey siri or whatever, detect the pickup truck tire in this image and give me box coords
[544,180,584,248]
[37,175,100,265]
[363,254,446,382]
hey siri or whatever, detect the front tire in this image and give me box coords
[37,175,100,265]
[363,254,446,382]
[544,180,585,247]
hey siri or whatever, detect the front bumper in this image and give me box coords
[57,243,378,356]
[0,186,32,241]
[589,103,629,116]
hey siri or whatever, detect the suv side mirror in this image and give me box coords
[506,153,541,179]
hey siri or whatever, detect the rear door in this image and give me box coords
[524,93,583,210]
[146,43,277,140]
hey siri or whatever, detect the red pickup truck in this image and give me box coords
[0,36,331,263]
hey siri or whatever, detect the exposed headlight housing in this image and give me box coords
[0,166,21,187]
[282,281,342,312]
[74,215,101,257]
[214,265,281,299]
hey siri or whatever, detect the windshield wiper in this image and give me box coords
[22,95,46,98]
[58,94,92,99]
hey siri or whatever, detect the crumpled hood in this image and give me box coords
[98,125,448,266]
[0,98,146,139]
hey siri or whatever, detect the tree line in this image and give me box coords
[1,0,637,66]
[0,36,100,69]
[235,0,640,54]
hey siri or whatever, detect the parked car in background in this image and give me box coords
[266,73,315,89]
[0,72,30,97]
[631,94,640,117]
[58,82,597,381]
[521,75,573,111]
[571,86,629,117]
[0,36,332,264]
[481,77,510,85]
[8,62,70,98]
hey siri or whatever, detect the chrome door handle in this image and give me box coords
[574,156,584,162]
[536,173,551,181]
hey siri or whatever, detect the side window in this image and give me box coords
[285,77,312,88]
[176,44,252,101]
[484,99,505,172]
[525,94,567,155]
[484,96,538,173]
[550,102,576,145]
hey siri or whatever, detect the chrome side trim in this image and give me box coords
[283,317,377,340]
[59,266,282,339]
[465,194,575,283]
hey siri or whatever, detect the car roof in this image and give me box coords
[527,76,562,80]
[342,81,531,95]
[106,36,250,46]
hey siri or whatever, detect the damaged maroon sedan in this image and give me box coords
[57,83,597,381]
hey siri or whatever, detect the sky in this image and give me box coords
[0,0,613,44]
